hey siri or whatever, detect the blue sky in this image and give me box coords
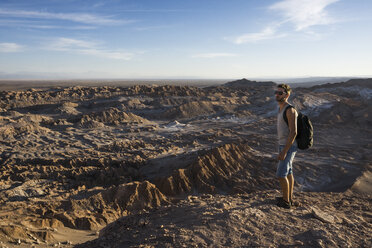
[0,0,371,79]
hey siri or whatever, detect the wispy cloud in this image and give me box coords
[0,42,23,52]
[270,0,339,31]
[48,38,96,50]
[46,38,135,60]
[230,0,339,44]
[92,2,106,8]
[191,53,237,58]
[0,8,135,25]
[79,49,135,60]
[0,19,96,30]
[110,9,189,13]
[230,26,287,44]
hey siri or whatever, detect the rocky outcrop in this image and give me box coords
[224,78,276,88]
[155,143,276,196]
[58,102,81,115]
[27,181,172,232]
[350,170,372,194]
[77,191,372,248]
[76,108,151,126]
[0,114,52,139]
[162,101,217,119]
[70,181,169,214]
[310,78,372,89]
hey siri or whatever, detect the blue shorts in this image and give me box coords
[276,144,297,178]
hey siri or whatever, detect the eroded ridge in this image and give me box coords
[0,78,371,247]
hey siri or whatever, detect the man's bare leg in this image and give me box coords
[287,174,294,202]
[278,177,290,203]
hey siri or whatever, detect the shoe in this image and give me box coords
[276,196,301,207]
[275,196,283,203]
[276,198,291,209]
[290,200,301,207]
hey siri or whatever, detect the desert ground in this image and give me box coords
[0,78,371,247]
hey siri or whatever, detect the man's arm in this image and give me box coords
[278,107,298,160]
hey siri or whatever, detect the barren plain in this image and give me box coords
[0,78,371,247]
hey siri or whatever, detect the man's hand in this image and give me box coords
[277,150,287,161]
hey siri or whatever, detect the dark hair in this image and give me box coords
[277,84,291,94]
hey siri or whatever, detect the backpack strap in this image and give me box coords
[283,104,295,126]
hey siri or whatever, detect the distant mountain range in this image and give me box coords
[224,77,370,88]
[270,76,363,88]
[0,72,369,89]
[224,78,276,88]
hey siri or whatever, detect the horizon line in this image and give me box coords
[0,75,369,82]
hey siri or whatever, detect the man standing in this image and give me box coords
[275,84,298,209]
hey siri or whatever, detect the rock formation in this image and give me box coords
[0,79,370,247]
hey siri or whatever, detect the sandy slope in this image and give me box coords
[77,191,371,248]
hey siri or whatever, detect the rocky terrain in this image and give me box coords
[0,78,371,247]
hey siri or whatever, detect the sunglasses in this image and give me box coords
[274,91,286,95]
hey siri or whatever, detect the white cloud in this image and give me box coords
[79,49,134,60]
[0,19,97,30]
[48,38,97,50]
[0,8,134,25]
[192,53,237,58]
[46,38,134,60]
[269,0,339,31]
[229,0,338,44]
[230,26,287,44]
[0,42,23,52]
